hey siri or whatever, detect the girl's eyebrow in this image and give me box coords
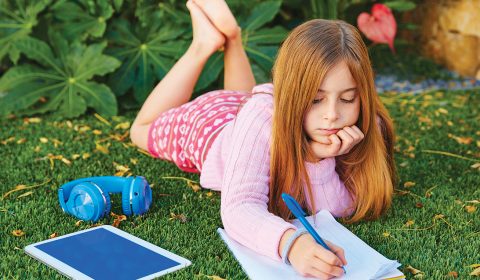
[318,87,357,94]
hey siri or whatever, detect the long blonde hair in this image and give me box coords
[269,19,396,223]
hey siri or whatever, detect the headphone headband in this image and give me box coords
[59,176,134,201]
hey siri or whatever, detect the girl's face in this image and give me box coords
[303,61,361,144]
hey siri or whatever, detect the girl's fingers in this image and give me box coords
[310,248,345,277]
[313,245,343,267]
[325,240,348,266]
[308,260,343,279]
[305,268,333,280]
[350,125,365,141]
[338,128,355,142]
[328,134,342,153]
[336,130,353,154]
[342,126,360,142]
[316,135,332,145]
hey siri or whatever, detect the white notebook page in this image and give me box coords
[218,210,404,280]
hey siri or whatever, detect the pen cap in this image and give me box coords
[281,193,306,217]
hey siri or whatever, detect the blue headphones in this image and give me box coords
[58,176,152,222]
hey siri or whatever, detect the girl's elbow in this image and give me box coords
[130,123,149,151]
[129,124,139,145]
[220,202,236,230]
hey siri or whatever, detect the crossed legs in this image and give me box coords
[130,0,255,151]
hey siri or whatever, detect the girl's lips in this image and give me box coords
[318,129,340,135]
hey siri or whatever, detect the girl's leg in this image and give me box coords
[223,29,256,91]
[130,0,225,151]
[194,0,256,91]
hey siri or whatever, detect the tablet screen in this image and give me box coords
[33,228,182,280]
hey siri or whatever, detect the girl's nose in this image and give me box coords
[323,103,340,121]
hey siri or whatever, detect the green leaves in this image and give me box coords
[241,1,288,83]
[106,19,187,103]
[0,36,120,118]
[50,0,114,41]
[194,52,224,92]
[0,0,288,117]
[0,0,52,64]
[309,0,338,20]
[135,0,189,28]
[243,1,282,32]
[384,0,416,12]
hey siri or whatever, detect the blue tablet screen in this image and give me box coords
[35,228,180,280]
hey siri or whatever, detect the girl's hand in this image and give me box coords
[288,234,347,279]
[310,125,364,159]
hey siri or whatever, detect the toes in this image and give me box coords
[186,0,204,20]
[186,0,198,13]
[192,0,205,7]
[189,0,239,39]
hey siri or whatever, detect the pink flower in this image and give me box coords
[357,4,397,53]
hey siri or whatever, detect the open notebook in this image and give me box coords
[218,210,405,280]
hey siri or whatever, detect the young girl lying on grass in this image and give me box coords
[130,0,396,278]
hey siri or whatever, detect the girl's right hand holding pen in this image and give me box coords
[286,230,347,279]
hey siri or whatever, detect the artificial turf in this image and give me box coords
[1,88,479,279]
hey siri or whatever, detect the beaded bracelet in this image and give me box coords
[281,228,309,265]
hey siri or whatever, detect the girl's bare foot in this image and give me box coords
[193,0,240,40]
[186,0,225,57]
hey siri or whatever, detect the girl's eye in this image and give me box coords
[341,98,355,103]
[312,99,323,104]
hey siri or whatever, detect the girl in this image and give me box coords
[130,0,396,279]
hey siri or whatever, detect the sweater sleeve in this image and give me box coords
[220,95,296,261]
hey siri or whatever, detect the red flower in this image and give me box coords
[357,4,397,53]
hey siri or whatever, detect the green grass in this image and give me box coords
[1,88,479,279]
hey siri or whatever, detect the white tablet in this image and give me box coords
[24,225,191,280]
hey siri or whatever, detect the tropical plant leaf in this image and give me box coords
[239,1,286,82]
[112,0,124,11]
[251,63,270,84]
[135,0,189,28]
[76,81,118,116]
[105,0,283,104]
[242,0,282,32]
[384,0,416,12]
[245,26,289,45]
[0,36,120,118]
[105,19,187,103]
[0,0,52,64]
[245,45,279,73]
[50,0,114,41]
[194,52,224,92]
[309,0,339,19]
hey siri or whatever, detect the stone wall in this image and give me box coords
[404,0,480,79]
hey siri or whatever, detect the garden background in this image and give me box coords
[1,0,479,279]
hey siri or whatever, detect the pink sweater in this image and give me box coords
[200,84,354,261]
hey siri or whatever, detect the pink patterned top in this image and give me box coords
[148,90,251,173]
[200,84,354,261]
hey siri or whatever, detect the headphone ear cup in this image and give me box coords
[65,183,107,222]
[131,177,152,215]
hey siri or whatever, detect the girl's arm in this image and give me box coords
[220,95,296,260]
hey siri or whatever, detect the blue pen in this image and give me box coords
[281,193,346,274]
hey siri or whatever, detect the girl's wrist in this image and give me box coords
[278,228,296,257]
[281,228,309,265]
